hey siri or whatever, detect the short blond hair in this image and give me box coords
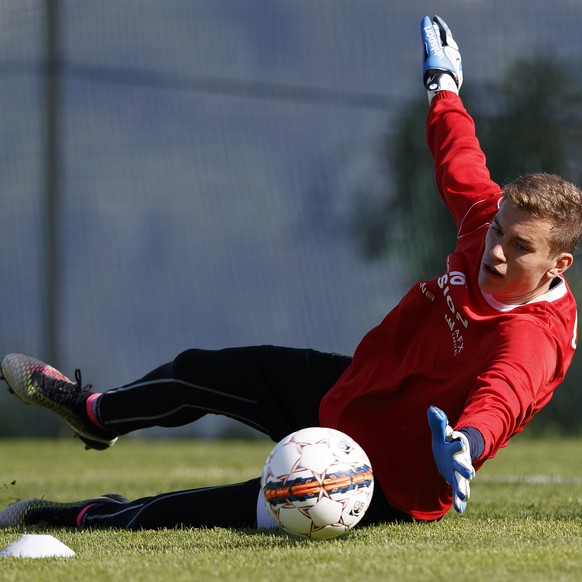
[503,173,582,256]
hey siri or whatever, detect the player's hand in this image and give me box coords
[427,405,475,513]
[421,15,463,103]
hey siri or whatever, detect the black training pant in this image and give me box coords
[97,346,351,442]
[84,346,410,529]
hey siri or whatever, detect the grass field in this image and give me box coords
[0,435,581,581]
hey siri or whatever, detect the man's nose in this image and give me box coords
[490,242,506,262]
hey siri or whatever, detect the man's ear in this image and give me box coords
[548,253,574,278]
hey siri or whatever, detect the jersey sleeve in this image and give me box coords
[427,92,502,234]
[454,319,559,464]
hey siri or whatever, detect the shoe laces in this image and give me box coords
[34,368,92,402]
[74,368,92,391]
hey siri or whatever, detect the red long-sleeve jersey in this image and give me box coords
[319,92,578,521]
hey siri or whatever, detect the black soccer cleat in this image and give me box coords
[1,353,118,450]
[0,493,128,528]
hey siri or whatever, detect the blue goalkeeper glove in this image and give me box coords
[427,405,475,513]
[421,15,463,103]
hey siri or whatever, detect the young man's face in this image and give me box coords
[478,201,572,304]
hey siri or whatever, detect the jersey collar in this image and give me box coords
[481,277,567,312]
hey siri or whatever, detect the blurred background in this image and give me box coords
[1,0,581,438]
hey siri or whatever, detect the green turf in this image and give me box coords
[1,435,581,581]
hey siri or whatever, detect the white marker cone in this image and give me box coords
[1,534,76,558]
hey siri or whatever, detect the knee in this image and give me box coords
[172,349,205,381]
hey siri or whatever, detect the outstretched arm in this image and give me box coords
[421,15,501,231]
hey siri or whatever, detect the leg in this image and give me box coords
[82,479,262,529]
[1,347,350,448]
[0,482,259,530]
[97,346,352,442]
[82,475,414,529]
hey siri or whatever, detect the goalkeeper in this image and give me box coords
[1,15,581,530]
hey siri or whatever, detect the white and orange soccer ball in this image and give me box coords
[261,427,374,540]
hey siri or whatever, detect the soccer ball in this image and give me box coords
[261,427,374,540]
